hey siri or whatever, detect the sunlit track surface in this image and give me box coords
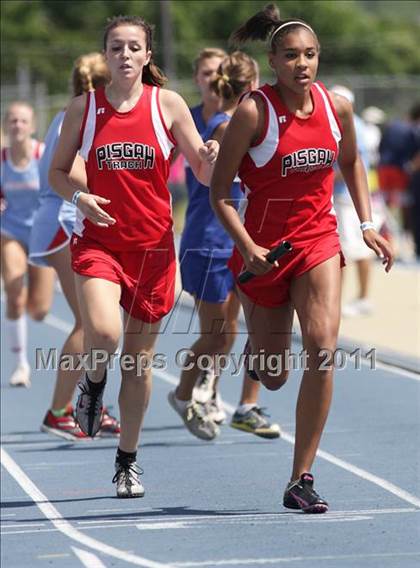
[1,290,419,568]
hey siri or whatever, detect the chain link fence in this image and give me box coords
[1,75,419,140]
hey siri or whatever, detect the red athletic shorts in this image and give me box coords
[377,165,409,193]
[229,234,344,307]
[71,235,176,323]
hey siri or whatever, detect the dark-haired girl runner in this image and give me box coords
[211,4,393,512]
[50,16,218,497]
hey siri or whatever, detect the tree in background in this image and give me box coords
[1,1,419,95]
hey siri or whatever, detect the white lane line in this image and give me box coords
[371,360,419,381]
[2,528,63,535]
[77,507,418,524]
[3,506,418,535]
[0,513,16,517]
[171,551,420,566]
[0,448,173,568]
[44,313,73,334]
[135,517,372,530]
[72,546,108,568]
[1,522,46,528]
[153,368,420,509]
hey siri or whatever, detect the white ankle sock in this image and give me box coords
[236,403,255,415]
[6,316,28,367]
[174,393,190,411]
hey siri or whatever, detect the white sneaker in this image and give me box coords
[193,369,215,404]
[112,461,145,498]
[168,390,219,441]
[207,392,227,425]
[9,363,31,388]
[342,298,373,317]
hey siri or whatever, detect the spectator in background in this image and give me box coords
[377,106,417,259]
[331,85,381,317]
[407,102,420,260]
[361,106,386,167]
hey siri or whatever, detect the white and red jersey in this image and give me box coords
[76,85,176,251]
[238,81,342,249]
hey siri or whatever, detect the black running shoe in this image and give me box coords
[283,473,329,513]
[75,374,106,437]
[243,339,260,381]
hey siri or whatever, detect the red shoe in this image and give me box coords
[99,407,121,437]
[41,405,88,440]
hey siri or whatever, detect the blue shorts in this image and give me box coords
[1,214,32,249]
[180,251,235,303]
[29,199,76,267]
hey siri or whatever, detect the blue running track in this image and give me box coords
[1,288,420,567]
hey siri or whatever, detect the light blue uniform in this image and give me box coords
[29,111,76,266]
[179,107,242,302]
[1,141,43,248]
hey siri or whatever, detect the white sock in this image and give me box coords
[235,403,256,415]
[174,393,191,411]
[6,316,28,367]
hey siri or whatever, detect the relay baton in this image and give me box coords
[237,240,293,284]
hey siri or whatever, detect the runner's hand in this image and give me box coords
[76,193,116,227]
[242,243,279,276]
[363,229,394,272]
[199,140,219,165]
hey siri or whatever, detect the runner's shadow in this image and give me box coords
[141,425,187,432]
[16,436,273,453]
[1,503,294,522]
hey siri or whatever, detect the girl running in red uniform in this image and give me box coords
[50,16,218,498]
[211,4,393,512]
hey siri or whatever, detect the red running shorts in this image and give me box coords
[71,235,176,323]
[229,233,344,307]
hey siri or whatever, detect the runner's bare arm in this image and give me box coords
[160,89,218,186]
[49,95,116,227]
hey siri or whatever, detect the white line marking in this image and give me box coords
[171,551,420,566]
[0,448,173,568]
[371,360,420,382]
[2,528,63,535]
[1,522,46,528]
[44,313,73,334]
[3,506,418,535]
[137,522,191,531]
[0,513,16,517]
[72,547,108,568]
[77,507,418,525]
[153,368,420,509]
